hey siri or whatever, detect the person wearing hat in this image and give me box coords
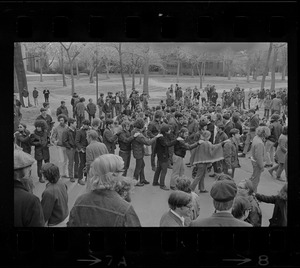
[152,123,177,190]
[265,114,282,167]
[71,92,80,118]
[131,119,163,186]
[223,128,241,178]
[30,120,50,183]
[239,109,259,157]
[14,148,45,227]
[147,111,163,172]
[190,180,252,226]
[249,126,271,193]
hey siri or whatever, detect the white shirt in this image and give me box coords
[170,209,185,226]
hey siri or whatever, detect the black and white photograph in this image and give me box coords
[14,42,288,227]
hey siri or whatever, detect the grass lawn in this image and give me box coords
[20,73,287,132]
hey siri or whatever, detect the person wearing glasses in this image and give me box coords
[236,179,262,227]
[160,191,193,227]
[231,196,253,224]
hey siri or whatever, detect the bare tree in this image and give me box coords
[111,43,127,99]
[261,43,273,90]
[60,42,86,95]
[14,43,30,107]
[219,47,235,80]
[270,43,286,91]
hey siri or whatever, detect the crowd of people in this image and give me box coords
[13,83,288,227]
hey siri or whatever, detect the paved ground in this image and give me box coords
[30,143,286,227]
[21,74,287,227]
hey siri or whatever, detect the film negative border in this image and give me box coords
[1,0,299,267]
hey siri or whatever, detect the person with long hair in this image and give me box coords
[40,163,69,227]
[254,183,287,227]
[14,123,31,154]
[30,120,50,183]
[67,154,141,227]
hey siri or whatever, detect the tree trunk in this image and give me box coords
[227,62,231,80]
[281,64,286,81]
[61,46,67,87]
[246,65,250,83]
[176,60,180,83]
[191,64,194,78]
[76,59,80,80]
[139,68,142,85]
[39,57,43,82]
[143,59,149,95]
[96,69,99,102]
[253,69,257,81]
[89,66,95,83]
[128,66,131,77]
[70,59,75,95]
[105,62,110,79]
[203,61,206,81]
[197,63,203,89]
[261,42,273,90]
[119,43,127,99]
[132,68,135,89]
[270,47,278,92]
[14,42,29,107]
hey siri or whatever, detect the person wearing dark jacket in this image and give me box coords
[255,183,287,226]
[117,120,136,176]
[40,163,69,227]
[75,119,90,185]
[71,92,80,118]
[30,120,50,183]
[32,87,39,106]
[103,119,119,154]
[240,109,259,157]
[102,98,113,119]
[56,101,69,118]
[75,97,87,129]
[14,123,31,154]
[147,111,163,171]
[232,113,243,135]
[223,113,234,137]
[169,128,201,190]
[86,98,97,122]
[62,118,79,182]
[36,107,54,144]
[14,148,45,227]
[153,124,178,190]
[131,119,162,186]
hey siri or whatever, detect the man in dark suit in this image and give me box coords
[190,179,252,227]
